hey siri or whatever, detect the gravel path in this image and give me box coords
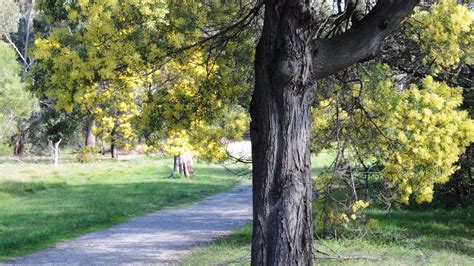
[6,185,252,265]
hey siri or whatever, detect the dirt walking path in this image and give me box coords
[6,185,252,265]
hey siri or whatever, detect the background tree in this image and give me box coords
[32,0,169,158]
[0,41,37,155]
[0,0,36,77]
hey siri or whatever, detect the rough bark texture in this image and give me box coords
[250,0,419,265]
[250,1,316,265]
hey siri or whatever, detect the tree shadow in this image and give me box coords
[369,207,474,257]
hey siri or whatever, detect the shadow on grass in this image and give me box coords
[369,207,473,256]
[0,181,67,196]
[0,178,233,260]
[212,223,253,247]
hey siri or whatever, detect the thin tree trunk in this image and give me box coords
[250,2,315,264]
[48,139,61,165]
[101,138,106,155]
[22,0,35,77]
[111,142,116,159]
[111,129,117,159]
[85,119,96,148]
[172,155,180,177]
[14,131,25,156]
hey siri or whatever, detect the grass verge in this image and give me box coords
[183,206,473,265]
[0,155,244,260]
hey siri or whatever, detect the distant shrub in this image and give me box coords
[76,147,98,163]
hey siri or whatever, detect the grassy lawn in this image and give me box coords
[0,155,243,260]
[183,206,473,265]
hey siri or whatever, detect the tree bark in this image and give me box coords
[250,0,419,265]
[250,2,315,264]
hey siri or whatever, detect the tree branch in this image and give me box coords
[3,33,27,66]
[313,0,419,79]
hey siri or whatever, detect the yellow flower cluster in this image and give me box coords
[384,76,474,204]
[349,200,369,220]
[312,65,474,205]
[409,0,473,72]
[336,200,370,225]
[161,107,249,161]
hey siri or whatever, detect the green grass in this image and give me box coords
[183,207,473,265]
[0,155,244,260]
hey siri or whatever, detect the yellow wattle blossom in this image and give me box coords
[408,0,473,72]
[312,62,474,205]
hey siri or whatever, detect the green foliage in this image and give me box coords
[32,0,169,150]
[136,2,254,159]
[0,0,21,35]
[139,52,250,160]
[26,105,84,154]
[33,0,254,159]
[76,147,98,163]
[0,41,37,145]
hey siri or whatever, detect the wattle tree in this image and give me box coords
[249,0,419,264]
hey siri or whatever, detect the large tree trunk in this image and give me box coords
[249,1,419,264]
[250,2,315,264]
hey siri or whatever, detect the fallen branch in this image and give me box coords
[9,156,26,164]
[314,255,380,261]
[217,255,250,266]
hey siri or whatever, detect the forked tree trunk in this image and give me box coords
[180,153,193,178]
[250,2,315,265]
[48,139,62,165]
[172,153,193,178]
